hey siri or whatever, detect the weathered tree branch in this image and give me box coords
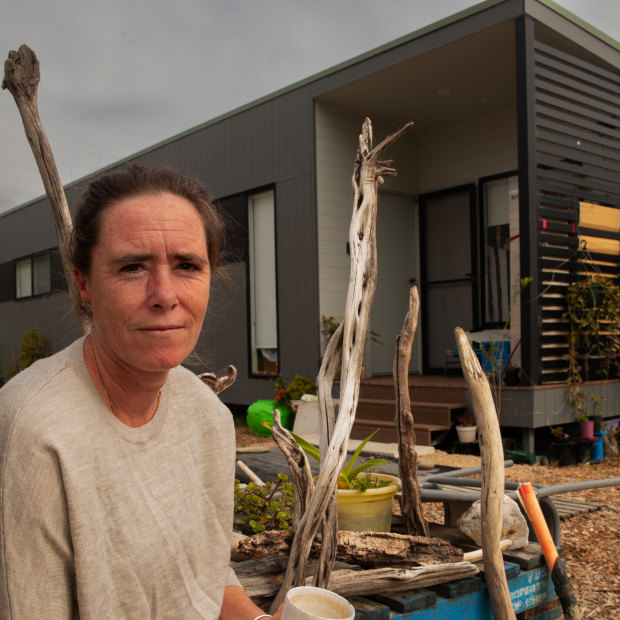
[455,327,516,620]
[238,529,463,567]
[395,286,429,537]
[237,562,479,600]
[269,118,413,613]
[3,45,82,324]
[271,411,314,529]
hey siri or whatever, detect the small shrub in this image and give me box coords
[234,473,295,534]
[5,328,51,381]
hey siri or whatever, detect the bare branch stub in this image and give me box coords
[197,365,237,395]
[394,286,429,537]
[269,118,413,613]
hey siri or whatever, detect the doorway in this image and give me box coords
[369,192,420,375]
[419,185,477,372]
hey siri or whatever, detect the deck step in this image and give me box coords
[361,382,467,403]
[351,417,450,446]
[357,398,466,427]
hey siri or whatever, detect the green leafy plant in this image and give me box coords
[271,374,318,409]
[233,473,295,534]
[564,276,620,420]
[286,375,318,401]
[550,425,569,440]
[287,428,390,491]
[5,328,51,381]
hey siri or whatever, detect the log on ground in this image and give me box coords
[237,529,463,567]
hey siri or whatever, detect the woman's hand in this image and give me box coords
[219,585,284,620]
[269,604,284,619]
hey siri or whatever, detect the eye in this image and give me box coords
[178,262,202,272]
[120,263,143,274]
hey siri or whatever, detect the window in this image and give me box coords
[248,190,279,375]
[481,174,518,326]
[15,252,52,299]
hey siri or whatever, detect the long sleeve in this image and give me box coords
[0,416,76,618]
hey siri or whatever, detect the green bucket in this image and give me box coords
[246,399,294,436]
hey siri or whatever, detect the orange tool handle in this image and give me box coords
[517,482,558,569]
[517,482,582,619]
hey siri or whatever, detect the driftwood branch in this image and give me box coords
[271,411,314,529]
[3,45,82,322]
[314,319,344,586]
[394,286,429,537]
[455,327,516,620]
[238,529,463,567]
[236,460,264,486]
[237,561,479,599]
[197,365,237,395]
[269,118,413,613]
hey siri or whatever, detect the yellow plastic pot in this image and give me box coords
[337,473,401,532]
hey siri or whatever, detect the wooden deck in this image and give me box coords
[355,374,469,446]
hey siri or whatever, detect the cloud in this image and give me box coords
[1,0,618,212]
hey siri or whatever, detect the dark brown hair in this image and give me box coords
[71,162,225,276]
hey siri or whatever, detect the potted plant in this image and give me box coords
[246,375,319,437]
[285,375,318,412]
[455,413,477,443]
[292,429,401,532]
[576,412,594,439]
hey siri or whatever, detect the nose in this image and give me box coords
[147,268,178,311]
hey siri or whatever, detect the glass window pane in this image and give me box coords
[248,190,278,375]
[15,258,32,299]
[482,176,517,326]
[33,254,51,295]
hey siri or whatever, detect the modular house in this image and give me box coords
[1,0,619,450]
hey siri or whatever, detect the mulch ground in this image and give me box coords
[235,425,620,618]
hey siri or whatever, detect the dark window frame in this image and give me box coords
[478,170,519,330]
[14,248,60,301]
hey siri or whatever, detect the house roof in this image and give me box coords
[3,0,618,218]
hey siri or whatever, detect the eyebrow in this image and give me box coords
[111,252,209,265]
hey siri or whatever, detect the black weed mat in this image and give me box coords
[235,447,457,484]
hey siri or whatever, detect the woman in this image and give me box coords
[0,164,282,619]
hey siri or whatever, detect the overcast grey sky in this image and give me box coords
[1,0,618,213]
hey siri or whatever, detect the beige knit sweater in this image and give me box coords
[0,337,239,619]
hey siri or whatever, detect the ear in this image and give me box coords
[74,269,90,306]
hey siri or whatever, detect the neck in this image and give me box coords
[85,336,167,428]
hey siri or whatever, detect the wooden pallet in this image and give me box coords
[235,535,561,619]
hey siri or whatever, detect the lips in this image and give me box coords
[139,325,183,332]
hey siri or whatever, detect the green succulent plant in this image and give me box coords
[265,424,389,491]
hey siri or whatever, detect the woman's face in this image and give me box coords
[75,192,211,375]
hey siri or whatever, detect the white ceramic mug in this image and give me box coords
[282,586,355,620]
